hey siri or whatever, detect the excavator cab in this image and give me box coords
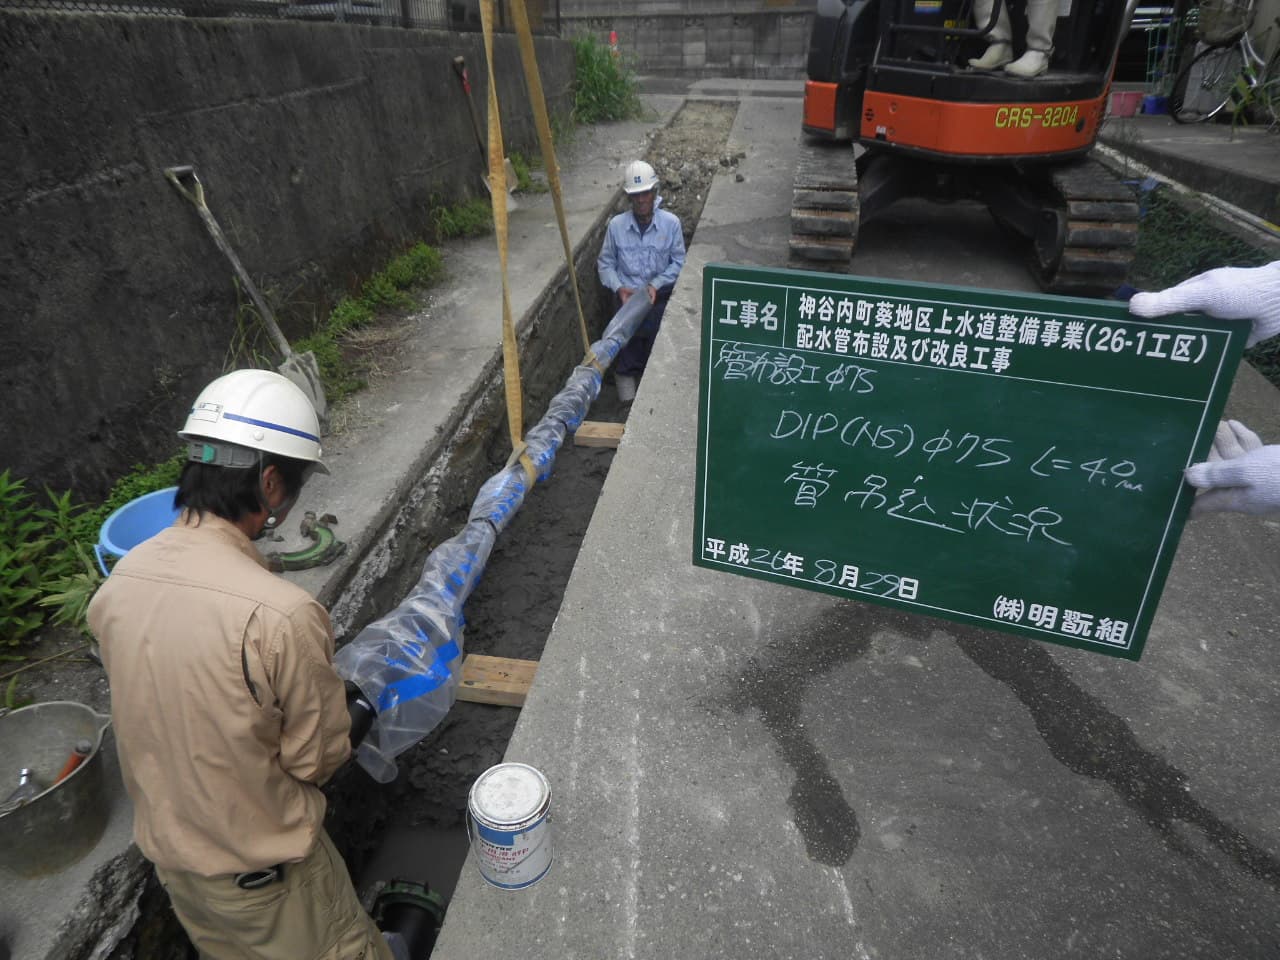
[793,0,1143,294]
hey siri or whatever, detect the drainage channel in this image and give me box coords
[111,98,738,958]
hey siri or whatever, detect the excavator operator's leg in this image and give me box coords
[1004,0,1057,78]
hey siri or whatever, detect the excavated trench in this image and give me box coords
[339,99,740,907]
[106,99,738,958]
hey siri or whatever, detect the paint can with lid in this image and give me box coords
[466,762,552,890]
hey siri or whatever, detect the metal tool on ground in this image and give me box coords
[265,511,345,572]
[451,56,516,200]
[0,768,42,816]
[163,165,328,421]
[52,740,94,786]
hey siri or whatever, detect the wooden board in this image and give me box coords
[574,421,625,448]
[457,654,538,707]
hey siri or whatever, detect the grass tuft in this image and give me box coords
[571,34,642,125]
[433,198,494,240]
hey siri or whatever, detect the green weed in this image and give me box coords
[329,297,375,333]
[385,243,444,289]
[510,153,548,194]
[433,198,494,240]
[0,457,182,643]
[4,674,31,710]
[0,471,46,645]
[37,543,102,636]
[571,34,642,124]
[299,241,449,401]
[361,273,411,310]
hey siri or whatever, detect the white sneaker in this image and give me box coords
[968,42,1012,70]
[1004,50,1050,78]
[616,374,637,403]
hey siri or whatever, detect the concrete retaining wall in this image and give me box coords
[0,12,573,498]
[562,2,814,78]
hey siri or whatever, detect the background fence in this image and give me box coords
[0,0,558,32]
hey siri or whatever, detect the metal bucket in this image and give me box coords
[466,762,552,890]
[0,701,113,877]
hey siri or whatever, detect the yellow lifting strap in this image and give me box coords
[479,0,529,483]
[507,0,592,357]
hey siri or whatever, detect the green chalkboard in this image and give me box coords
[693,263,1250,660]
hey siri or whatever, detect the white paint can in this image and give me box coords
[466,762,552,890]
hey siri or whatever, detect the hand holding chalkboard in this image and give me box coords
[695,264,1252,660]
[1129,261,1280,348]
[1186,420,1280,516]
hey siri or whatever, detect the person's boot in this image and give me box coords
[969,42,1013,70]
[1005,0,1057,77]
[1004,49,1050,77]
[967,0,1012,69]
[615,374,637,403]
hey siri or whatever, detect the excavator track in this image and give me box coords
[1034,156,1140,296]
[790,138,859,265]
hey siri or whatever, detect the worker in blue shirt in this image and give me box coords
[598,160,687,403]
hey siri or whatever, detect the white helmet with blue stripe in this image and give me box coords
[180,369,328,473]
[623,159,658,194]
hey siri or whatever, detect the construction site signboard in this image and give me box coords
[693,263,1248,660]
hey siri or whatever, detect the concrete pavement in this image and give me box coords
[1098,109,1280,231]
[432,85,1280,958]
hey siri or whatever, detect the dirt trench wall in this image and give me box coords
[0,12,573,498]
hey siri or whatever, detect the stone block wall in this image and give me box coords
[0,12,573,497]
[562,0,815,78]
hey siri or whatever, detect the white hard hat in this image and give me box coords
[179,369,328,472]
[623,160,658,194]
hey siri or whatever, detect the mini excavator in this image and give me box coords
[792,0,1142,294]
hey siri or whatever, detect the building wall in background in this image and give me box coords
[561,0,816,78]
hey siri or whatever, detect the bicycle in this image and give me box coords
[1169,0,1280,127]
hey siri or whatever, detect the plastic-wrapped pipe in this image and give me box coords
[334,292,651,781]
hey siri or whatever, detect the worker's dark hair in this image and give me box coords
[175,454,310,523]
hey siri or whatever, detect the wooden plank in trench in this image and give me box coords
[574,421,625,448]
[458,654,538,707]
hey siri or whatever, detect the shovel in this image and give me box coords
[163,165,328,422]
[451,55,517,202]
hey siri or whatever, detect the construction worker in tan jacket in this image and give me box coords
[88,369,393,960]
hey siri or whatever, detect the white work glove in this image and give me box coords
[1185,419,1280,516]
[1129,260,1280,348]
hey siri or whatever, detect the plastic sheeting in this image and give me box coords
[334,292,651,781]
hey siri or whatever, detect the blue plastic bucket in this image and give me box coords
[1141,94,1169,115]
[94,487,181,576]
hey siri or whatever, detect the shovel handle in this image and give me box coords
[163,165,293,360]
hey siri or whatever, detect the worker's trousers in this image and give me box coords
[972,0,1058,52]
[156,831,393,960]
[615,283,675,378]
